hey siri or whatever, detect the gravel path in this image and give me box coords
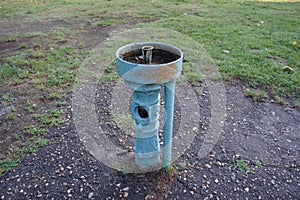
[0,82,299,199]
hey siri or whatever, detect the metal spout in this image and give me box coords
[142,46,153,64]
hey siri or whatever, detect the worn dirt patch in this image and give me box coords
[0,80,299,199]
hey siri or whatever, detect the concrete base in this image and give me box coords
[135,151,160,170]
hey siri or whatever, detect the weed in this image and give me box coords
[92,19,115,27]
[7,36,18,42]
[6,113,16,121]
[33,42,41,48]
[25,32,43,39]
[166,165,177,177]
[51,109,62,118]
[0,159,20,174]
[100,64,119,83]
[232,159,251,173]
[30,51,44,59]
[255,161,262,167]
[34,109,63,128]
[14,133,22,140]
[11,106,17,112]
[55,36,68,43]
[13,78,25,85]
[48,92,61,100]
[23,139,50,154]
[1,93,14,103]
[23,125,46,135]
[99,74,119,83]
[294,99,300,108]
[56,101,66,107]
[274,95,286,105]
[245,89,267,102]
[26,101,37,114]
[19,43,27,48]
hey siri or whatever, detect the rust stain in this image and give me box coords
[154,64,177,84]
[130,64,177,84]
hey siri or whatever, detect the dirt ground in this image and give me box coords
[0,20,299,199]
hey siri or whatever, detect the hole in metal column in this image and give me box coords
[137,106,148,119]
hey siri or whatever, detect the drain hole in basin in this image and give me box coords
[137,106,148,119]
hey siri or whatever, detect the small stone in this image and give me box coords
[122,187,129,192]
[214,179,219,184]
[271,179,276,185]
[88,192,94,199]
[116,183,121,187]
[231,173,236,181]
[245,187,249,192]
[190,191,194,195]
[123,192,129,198]
[205,164,211,169]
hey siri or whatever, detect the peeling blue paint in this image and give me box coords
[116,42,183,170]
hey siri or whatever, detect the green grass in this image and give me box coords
[245,88,267,102]
[0,0,299,175]
[152,0,299,102]
[231,158,251,173]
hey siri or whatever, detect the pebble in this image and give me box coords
[116,183,121,187]
[245,187,249,192]
[123,192,129,198]
[271,179,276,185]
[88,192,94,199]
[122,187,129,192]
[205,164,211,169]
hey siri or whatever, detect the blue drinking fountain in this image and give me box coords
[116,42,183,170]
